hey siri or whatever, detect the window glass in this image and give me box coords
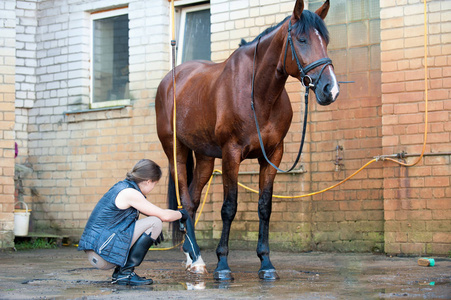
[309,0,381,98]
[178,5,211,64]
[91,10,129,107]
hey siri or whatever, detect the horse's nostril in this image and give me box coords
[323,83,330,94]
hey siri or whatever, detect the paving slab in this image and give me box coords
[0,247,450,299]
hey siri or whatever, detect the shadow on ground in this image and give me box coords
[0,247,450,299]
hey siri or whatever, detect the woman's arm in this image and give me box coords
[115,188,182,222]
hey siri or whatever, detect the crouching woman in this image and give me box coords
[78,159,188,286]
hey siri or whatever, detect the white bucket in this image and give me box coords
[14,201,31,236]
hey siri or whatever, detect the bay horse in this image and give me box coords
[155,0,339,280]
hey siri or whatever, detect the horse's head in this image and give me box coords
[283,0,339,106]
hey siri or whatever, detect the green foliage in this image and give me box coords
[15,238,58,250]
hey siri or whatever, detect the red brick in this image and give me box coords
[381,49,405,62]
[401,199,426,210]
[404,47,424,59]
[398,113,423,124]
[382,82,405,93]
[381,27,404,40]
[427,132,450,143]
[431,209,449,220]
[428,89,448,101]
[405,80,425,91]
[425,177,450,187]
[405,124,420,134]
[407,166,431,177]
[427,199,451,210]
[382,71,405,82]
[394,103,418,114]
[381,61,398,72]
[405,69,425,81]
[425,156,449,165]
[431,166,451,176]
[430,244,451,255]
[385,199,402,211]
[419,100,444,112]
[400,243,425,254]
[432,188,445,198]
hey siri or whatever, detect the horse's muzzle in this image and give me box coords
[314,72,339,106]
[315,83,339,105]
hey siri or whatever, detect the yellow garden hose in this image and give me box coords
[170,0,183,210]
[380,0,428,167]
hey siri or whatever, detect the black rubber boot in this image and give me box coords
[111,266,119,281]
[112,265,149,283]
[113,233,155,286]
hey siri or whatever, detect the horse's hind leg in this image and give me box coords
[256,144,283,280]
[214,149,240,281]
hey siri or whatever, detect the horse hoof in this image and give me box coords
[188,263,208,274]
[258,269,280,281]
[213,270,234,281]
[185,255,208,274]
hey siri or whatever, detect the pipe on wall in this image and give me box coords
[377,151,451,160]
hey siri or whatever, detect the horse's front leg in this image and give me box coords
[256,144,283,280]
[165,145,207,274]
[214,150,240,281]
[182,154,215,274]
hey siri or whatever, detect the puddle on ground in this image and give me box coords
[14,265,451,299]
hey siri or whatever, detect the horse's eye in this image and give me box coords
[298,38,307,44]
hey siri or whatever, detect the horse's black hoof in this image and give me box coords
[258,269,280,281]
[213,270,234,281]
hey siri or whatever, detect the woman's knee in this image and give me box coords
[85,250,115,270]
[146,217,163,238]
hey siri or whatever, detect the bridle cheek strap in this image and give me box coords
[251,19,334,173]
[283,20,332,88]
[250,19,334,173]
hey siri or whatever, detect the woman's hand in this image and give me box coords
[179,209,190,222]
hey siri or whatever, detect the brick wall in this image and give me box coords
[3,0,449,255]
[207,0,384,252]
[0,0,16,248]
[308,0,384,252]
[15,0,37,166]
[20,0,171,237]
[381,0,451,255]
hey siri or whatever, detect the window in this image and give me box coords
[91,7,129,109]
[309,0,381,99]
[177,4,211,64]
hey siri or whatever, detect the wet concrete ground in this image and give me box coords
[0,246,450,299]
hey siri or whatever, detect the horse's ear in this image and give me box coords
[292,0,304,22]
[315,0,330,20]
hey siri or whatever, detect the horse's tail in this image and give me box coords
[168,150,195,245]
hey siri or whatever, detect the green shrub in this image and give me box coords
[15,238,58,250]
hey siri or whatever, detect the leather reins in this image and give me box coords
[251,19,333,173]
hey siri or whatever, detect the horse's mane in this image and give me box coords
[239,10,329,47]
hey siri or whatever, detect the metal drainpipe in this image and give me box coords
[377,151,451,160]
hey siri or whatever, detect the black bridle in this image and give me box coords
[283,20,332,89]
[251,19,333,173]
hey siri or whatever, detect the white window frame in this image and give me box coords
[176,3,211,65]
[90,7,130,109]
